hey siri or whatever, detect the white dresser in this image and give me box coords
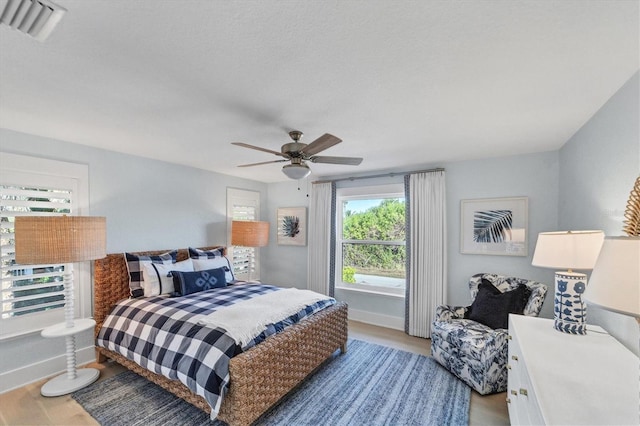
[507,315,639,425]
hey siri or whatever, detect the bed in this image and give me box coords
[93,246,348,426]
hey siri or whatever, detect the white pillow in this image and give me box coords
[192,256,234,282]
[142,258,194,296]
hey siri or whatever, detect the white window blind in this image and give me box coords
[231,203,257,278]
[1,185,74,320]
[226,188,261,280]
[0,153,89,338]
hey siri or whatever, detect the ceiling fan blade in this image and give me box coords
[232,142,289,158]
[238,159,288,168]
[300,133,342,156]
[310,156,363,165]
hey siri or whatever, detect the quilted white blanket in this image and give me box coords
[198,287,332,347]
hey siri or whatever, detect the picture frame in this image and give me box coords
[277,207,307,246]
[460,197,528,256]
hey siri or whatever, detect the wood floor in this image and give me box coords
[0,320,509,425]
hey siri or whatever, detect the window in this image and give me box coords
[0,153,90,338]
[336,184,406,296]
[226,188,262,280]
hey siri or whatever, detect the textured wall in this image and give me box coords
[262,180,311,288]
[444,151,559,320]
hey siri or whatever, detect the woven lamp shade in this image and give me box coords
[15,216,107,264]
[231,220,269,247]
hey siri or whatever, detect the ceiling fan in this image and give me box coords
[232,130,363,179]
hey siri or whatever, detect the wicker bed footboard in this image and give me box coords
[96,302,347,425]
[93,248,348,426]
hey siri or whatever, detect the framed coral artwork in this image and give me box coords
[460,197,528,256]
[277,207,306,246]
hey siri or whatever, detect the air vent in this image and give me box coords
[0,0,66,42]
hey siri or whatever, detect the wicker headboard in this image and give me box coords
[93,246,225,337]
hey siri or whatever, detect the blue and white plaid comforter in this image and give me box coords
[96,284,335,418]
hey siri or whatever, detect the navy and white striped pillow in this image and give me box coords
[125,251,177,298]
[188,247,224,259]
[141,258,194,297]
[188,247,234,282]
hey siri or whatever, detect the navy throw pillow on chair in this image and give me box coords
[467,280,531,329]
[172,267,227,296]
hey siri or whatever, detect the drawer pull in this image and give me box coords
[507,364,512,370]
[510,390,518,395]
[506,397,511,404]
[511,355,518,361]
[519,388,528,396]
[507,335,512,340]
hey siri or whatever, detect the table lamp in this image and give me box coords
[15,216,106,396]
[532,230,604,335]
[231,220,269,281]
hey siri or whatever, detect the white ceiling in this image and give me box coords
[0,1,638,183]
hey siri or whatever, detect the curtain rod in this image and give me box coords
[312,167,445,184]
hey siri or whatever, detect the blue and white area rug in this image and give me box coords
[73,339,470,426]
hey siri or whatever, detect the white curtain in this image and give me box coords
[406,171,447,338]
[307,182,333,295]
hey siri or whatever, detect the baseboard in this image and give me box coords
[0,345,95,394]
[348,308,404,331]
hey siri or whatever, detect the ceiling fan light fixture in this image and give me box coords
[233,129,361,178]
[282,163,311,180]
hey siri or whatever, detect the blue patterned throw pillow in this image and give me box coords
[172,267,227,296]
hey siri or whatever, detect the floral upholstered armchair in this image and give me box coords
[431,273,547,395]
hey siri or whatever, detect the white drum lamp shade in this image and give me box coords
[584,236,640,318]
[531,231,605,270]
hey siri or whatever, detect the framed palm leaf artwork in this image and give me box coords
[460,197,528,256]
[277,207,306,246]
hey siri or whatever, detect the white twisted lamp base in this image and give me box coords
[40,264,99,397]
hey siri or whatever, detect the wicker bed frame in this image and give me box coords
[93,246,348,426]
